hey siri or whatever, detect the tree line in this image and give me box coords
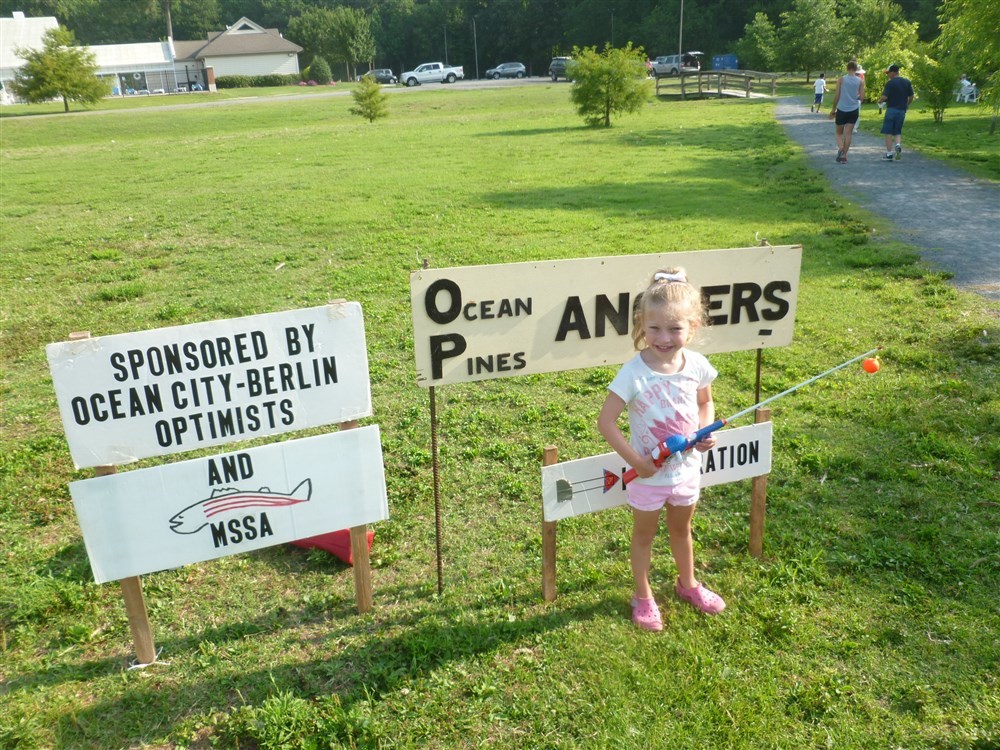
[2,0,944,77]
[7,0,995,129]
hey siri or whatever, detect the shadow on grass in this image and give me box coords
[41,589,618,745]
[486,126,581,137]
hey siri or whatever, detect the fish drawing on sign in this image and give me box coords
[555,469,623,502]
[168,479,312,534]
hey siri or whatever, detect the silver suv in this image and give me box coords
[486,62,526,79]
[650,52,702,76]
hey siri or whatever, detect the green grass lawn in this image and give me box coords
[1,84,998,749]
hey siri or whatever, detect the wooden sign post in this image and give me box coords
[541,446,559,602]
[72,333,157,665]
[748,408,772,558]
[340,420,373,614]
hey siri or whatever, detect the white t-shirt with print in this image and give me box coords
[608,349,717,486]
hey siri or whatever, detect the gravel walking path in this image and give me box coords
[775,97,999,302]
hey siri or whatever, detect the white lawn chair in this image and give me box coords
[957,84,979,103]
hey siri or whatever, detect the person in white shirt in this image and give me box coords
[811,74,828,112]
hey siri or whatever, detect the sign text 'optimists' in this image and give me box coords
[47,303,371,468]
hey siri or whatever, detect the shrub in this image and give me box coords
[568,43,651,127]
[911,51,961,123]
[215,75,253,89]
[215,74,300,89]
[350,74,389,122]
[310,57,332,85]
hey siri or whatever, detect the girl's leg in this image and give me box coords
[665,502,698,590]
[631,508,661,599]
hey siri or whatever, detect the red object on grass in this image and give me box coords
[291,529,374,565]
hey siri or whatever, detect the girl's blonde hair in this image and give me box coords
[631,267,706,350]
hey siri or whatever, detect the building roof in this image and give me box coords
[0,12,59,71]
[173,16,301,62]
[90,41,174,68]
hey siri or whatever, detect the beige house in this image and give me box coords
[173,17,302,82]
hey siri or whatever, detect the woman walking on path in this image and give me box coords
[829,60,865,163]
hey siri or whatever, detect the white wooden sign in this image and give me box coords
[542,422,772,522]
[47,303,371,468]
[411,246,801,386]
[69,426,388,583]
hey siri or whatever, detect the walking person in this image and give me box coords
[811,74,828,112]
[598,268,724,632]
[853,63,866,133]
[879,64,915,161]
[828,60,865,163]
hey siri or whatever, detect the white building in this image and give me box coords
[0,11,58,102]
[1,13,302,101]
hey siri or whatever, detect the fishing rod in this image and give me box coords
[621,346,881,485]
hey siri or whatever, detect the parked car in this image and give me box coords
[363,68,397,84]
[650,52,703,76]
[485,62,526,79]
[548,57,573,82]
[400,62,465,86]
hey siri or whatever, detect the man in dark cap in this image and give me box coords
[878,64,915,161]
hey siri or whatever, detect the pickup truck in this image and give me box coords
[400,62,464,87]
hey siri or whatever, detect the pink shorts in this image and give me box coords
[627,471,700,511]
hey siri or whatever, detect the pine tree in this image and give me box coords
[350,74,389,123]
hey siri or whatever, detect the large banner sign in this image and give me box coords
[69,426,389,583]
[47,303,371,468]
[410,246,801,386]
[542,422,772,523]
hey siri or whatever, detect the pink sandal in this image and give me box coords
[630,596,663,631]
[675,580,726,614]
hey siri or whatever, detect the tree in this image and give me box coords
[331,7,376,82]
[12,26,107,112]
[910,49,961,123]
[736,12,780,71]
[568,43,651,127]
[861,20,919,102]
[778,0,847,80]
[840,0,905,53]
[287,7,339,71]
[938,0,1000,133]
[350,73,389,123]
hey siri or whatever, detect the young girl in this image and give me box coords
[597,268,726,631]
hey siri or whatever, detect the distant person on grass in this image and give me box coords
[598,268,724,633]
[828,60,865,164]
[878,64,915,161]
[811,74,828,112]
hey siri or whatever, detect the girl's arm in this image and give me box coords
[598,392,658,479]
[693,384,717,452]
[828,77,841,117]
